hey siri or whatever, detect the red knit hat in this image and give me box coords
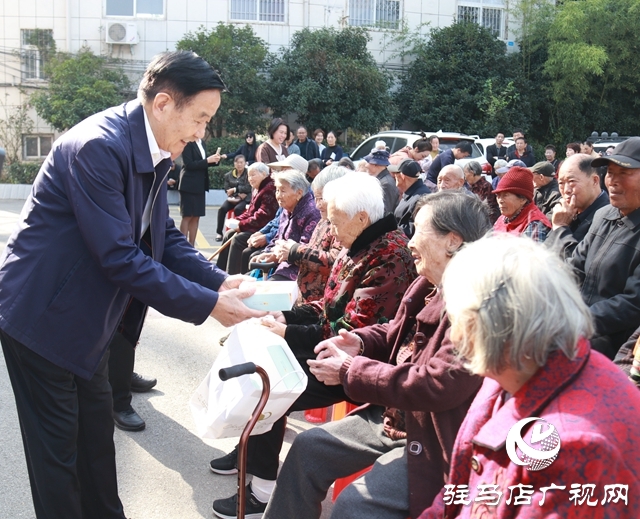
[492,167,534,202]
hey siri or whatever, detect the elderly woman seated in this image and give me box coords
[419,234,640,519]
[274,165,349,303]
[211,172,418,518]
[463,160,499,223]
[249,169,320,281]
[259,191,492,519]
[493,166,551,242]
[215,162,278,275]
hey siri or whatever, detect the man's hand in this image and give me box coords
[308,342,351,386]
[210,283,267,327]
[314,329,363,357]
[219,274,253,292]
[551,195,577,230]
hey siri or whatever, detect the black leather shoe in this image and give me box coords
[113,407,146,431]
[131,372,157,393]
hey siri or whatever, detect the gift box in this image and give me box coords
[240,280,299,311]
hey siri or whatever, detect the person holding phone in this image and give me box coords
[178,141,221,245]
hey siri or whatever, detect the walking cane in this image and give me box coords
[218,362,271,519]
[208,238,232,261]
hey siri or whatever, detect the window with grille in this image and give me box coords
[21,29,53,81]
[457,2,505,39]
[230,0,285,22]
[349,0,401,30]
[106,0,164,16]
[23,135,53,159]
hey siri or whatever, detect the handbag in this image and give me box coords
[189,319,308,439]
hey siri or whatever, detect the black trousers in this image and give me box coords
[216,230,263,275]
[246,342,352,480]
[108,332,134,413]
[216,198,248,235]
[0,330,125,519]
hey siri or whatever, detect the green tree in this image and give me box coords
[543,0,640,141]
[0,100,34,165]
[394,22,531,136]
[266,27,395,134]
[31,47,131,131]
[176,23,271,137]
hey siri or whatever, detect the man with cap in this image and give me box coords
[532,161,562,218]
[545,153,609,258]
[491,159,510,189]
[364,149,400,214]
[567,137,640,360]
[391,159,432,238]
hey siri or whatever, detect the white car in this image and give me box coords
[350,130,492,174]
[475,137,515,163]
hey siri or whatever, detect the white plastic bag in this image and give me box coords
[189,319,308,439]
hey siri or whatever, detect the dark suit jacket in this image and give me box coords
[0,101,227,379]
[179,140,211,194]
[486,143,508,167]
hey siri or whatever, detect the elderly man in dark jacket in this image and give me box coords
[545,153,609,258]
[262,191,491,519]
[391,159,431,238]
[531,161,562,218]
[568,137,640,360]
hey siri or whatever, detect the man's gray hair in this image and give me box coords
[248,162,270,177]
[442,234,593,375]
[414,190,491,243]
[323,172,384,223]
[272,170,310,194]
[312,165,350,192]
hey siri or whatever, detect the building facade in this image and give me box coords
[0,0,512,161]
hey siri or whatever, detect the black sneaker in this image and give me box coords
[209,448,238,475]
[212,484,267,519]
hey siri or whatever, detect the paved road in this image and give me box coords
[0,200,333,519]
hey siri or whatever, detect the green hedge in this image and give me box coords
[2,162,42,184]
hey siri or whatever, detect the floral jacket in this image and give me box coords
[287,218,342,304]
[419,340,640,519]
[283,214,417,354]
[236,176,278,233]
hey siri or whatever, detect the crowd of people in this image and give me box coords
[1,50,640,519]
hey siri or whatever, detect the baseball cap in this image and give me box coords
[388,159,422,178]
[592,137,640,169]
[530,161,555,177]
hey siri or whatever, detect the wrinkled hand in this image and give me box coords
[210,283,267,327]
[315,329,363,357]
[270,311,287,324]
[273,239,296,263]
[551,195,577,229]
[220,274,253,292]
[248,233,267,249]
[308,341,351,386]
[260,317,287,338]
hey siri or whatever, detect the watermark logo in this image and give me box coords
[506,417,561,471]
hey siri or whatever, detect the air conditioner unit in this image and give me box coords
[106,22,139,44]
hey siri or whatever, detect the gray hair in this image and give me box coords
[248,162,270,177]
[464,161,483,176]
[323,172,384,223]
[312,165,349,192]
[338,156,355,170]
[271,169,310,194]
[442,234,593,375]
[414,190,491,243]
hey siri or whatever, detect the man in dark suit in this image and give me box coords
[546,153,609,258]
[486,132,508,169]
[294,126,320,161]
[0,51,266,519]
